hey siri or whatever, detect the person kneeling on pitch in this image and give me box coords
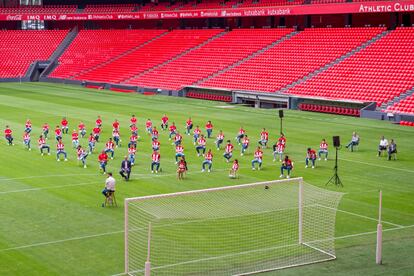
[38,135,50,155]
[280,156,293,178]
[201,149,213,172]
[251,147,263,170]
[120,156,132,181]
[102,173,115,207]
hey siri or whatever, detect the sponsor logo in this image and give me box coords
[243,9,265,16]
[161,13,178,19]
[43,15,57,20]
[117,14,140,19]
[26,15,41,20]
[222,11,242,17]
[394,3,414,12]
[145,13,159,19]
[59,15,67,20]
[267,8,291,16]
[179,12,198,18]
[200,11,219,17]
[6,15,22,21]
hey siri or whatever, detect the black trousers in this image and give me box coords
[119,168,131,180]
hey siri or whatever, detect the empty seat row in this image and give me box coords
[187,91,232,102]
[299,103,360,116]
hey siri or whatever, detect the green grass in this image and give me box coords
[0,82,413,275]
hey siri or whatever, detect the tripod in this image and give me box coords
[326,146,343,187]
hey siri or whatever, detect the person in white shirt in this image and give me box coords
[378,136,388,157]
[102,172,116,200]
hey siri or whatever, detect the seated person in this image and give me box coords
[345,132,360,152]
[102,173,116,207]
[388,139,397,161]
[378,136,388,157]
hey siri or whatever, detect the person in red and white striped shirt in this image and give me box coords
[25,119,32,133]
[229,159,239,178]
[105,138,115,159]
[235,127,246,145]
[72,129,79,148]
[112,129,121,147]
[273,141,285,162]
[42,123,50,139]
[318,139,328,161]
[77,145,88,168]
[145,119,152,134]
[258,128,269,148]
[56,139,67,161]
[88,133,96,153]
[175,145,185,163]
[241,135,250,156]
[305,148,317,169]
[205,121,213,138]
[195,135,206,156]
[201,149,213,172]
[193,125,201,144]
[152,139,160,151]
[185,117,193,135]
[55,125,62,142]
[173,132,182,146]
[223,140,234,163]
[215,130,224,150]
[38,135,50,155]
[78,121,86,138]
[151,150,161,173]
[151,127,159,141]
[128,134,138,148]
[128,144,136,165]
[23,131,31,151]
[251,147,263,170]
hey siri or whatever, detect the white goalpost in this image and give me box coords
[124,177,344,275]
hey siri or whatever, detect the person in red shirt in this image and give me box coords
[185,117,193,135]
[96,116,102,128]
[251,147,263,170]
[216,130,224,150]
[177,157,187,180]
[278,133,286,146]
[128,144,136,166]
[88,133,96,153]
[151,127,159,141]
[130,115,137,127]
[195,135,206,156]
[318,139,328,161]
[280,156,293,178]
[168,122,177,140]
[78,121,86,138]
[72,129,79,148]
[259,128,269,148]
[112,119,120,132]
[145,119,152,134]
[25,119,32,133]
[193,125,201,144]
[273,141,285,162]
[205,121,213,138]
[161,114,168,131]
[128,133,138,148]
[4,125,14,146]
[223,140,234,163]
[23,131,31,151]
[56,139,67,161]
[229,159,239,179]
[201,149,213,172]
[151,150,161,173]
[152,139,160,151]
[130,124,138,136]
[241,135,250,156]
[42,123,49,139]
[173,132,182,146]
[38,135,50,155]
[305,147,317,169]
[105,138,115,159]
[93,126,101,142]
[55,125,62,142]
[61,117,69,134]
[98,150,108,174]
[236,127,246,145]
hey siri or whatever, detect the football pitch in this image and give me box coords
[0,82,413,275]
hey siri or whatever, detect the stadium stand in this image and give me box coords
[238,0,304,8]
[385,93,414,115]
[0,5,77,14]
[50,29,167,79]
[298,103,360,116]
[83,4,137,13]
[285,28,414,107]
[74,29,224,83]
[199,28,385,93]
[0,30,68,78]
[125,28,294,89]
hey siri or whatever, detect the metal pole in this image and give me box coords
[124,200,129,274]
[298,180,303,244]
[376,190,383,265]
[145,222,152,276]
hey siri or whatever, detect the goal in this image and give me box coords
[124,177,343,275]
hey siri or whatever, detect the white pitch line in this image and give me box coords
[340,158,414,174]
[0,173,99,182]
[316,204,404,228]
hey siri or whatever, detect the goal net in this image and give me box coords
[124,177,344,275]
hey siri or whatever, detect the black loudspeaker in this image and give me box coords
[279,110,284,118]
[333,136,340,148]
